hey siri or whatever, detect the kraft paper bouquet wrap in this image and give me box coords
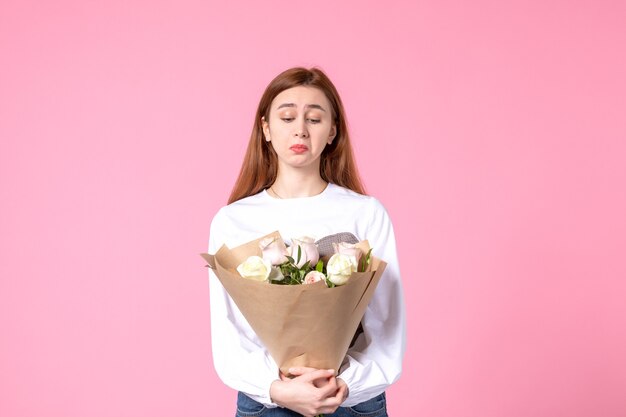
[201,231,387,376]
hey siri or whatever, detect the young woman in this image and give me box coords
[208,67,405,417]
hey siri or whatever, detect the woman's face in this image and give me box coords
[262,86,336,172]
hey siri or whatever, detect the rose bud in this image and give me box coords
[236,256,272,281]
[259,237,289,265]
[289,237,319,268]
[327,253,358,286]
[303,271,326,285]
[332,242,363,265]
[268,267,285,281]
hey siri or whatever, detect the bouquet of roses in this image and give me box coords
[201,231,386,377]
[236,236,373,287]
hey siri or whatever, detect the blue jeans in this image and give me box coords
[236,391,388,417]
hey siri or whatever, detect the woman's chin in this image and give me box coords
[278,156,321,170]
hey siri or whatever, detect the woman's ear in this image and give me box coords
[261,116,270,142]
[328,125,337,144]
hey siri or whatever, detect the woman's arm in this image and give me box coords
[208,270,281,405]
[337,198,407,406]
[208,210,282,405]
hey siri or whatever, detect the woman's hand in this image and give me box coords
[270,367,347,417]
[288,367,349,401]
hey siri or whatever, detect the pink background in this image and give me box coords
[1,1,625,416]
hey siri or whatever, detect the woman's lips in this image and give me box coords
[290,145,309,154]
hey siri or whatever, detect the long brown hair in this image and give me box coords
[228,67,366,204]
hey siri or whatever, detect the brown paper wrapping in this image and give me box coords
[200,231,386,376]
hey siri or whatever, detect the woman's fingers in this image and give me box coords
[317,376,339,397]
[289,366,336,379]
[297,369,335,383]
[294,371,341,400]
[290,367,337,388]
[272,370,345,415]
[288,366,319,376]
[335,377,349,402]
[270,375,342,416]
[317,383,348,414]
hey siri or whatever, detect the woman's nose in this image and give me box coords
[294,118,308,138]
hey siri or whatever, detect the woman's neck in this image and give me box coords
[270,164,328,199]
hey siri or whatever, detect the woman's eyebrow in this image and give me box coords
[276,103,326,112]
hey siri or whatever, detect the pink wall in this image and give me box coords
[1,1,625,416]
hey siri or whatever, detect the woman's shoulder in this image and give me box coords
[328,184,389,215]
[211,191,263,227]
[208,190,268,251]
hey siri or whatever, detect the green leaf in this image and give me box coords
[296,245,302,264]
[358,248,374,272]
[316,260,324,272]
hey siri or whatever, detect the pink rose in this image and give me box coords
[332,242,362,265]
[303,271,326,285]
[259,237,289,266]
[289,237,319,268]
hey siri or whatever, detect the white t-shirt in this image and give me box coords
[208,183,406,407]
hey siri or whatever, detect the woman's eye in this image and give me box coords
[280,117,320,123]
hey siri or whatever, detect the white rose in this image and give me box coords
[236,256,272,281]
[289,237,319,268]
[326,253,358,285]
[259,237,289,265]
[303,271,326,285]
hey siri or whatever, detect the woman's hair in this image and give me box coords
[228,67,366,204]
